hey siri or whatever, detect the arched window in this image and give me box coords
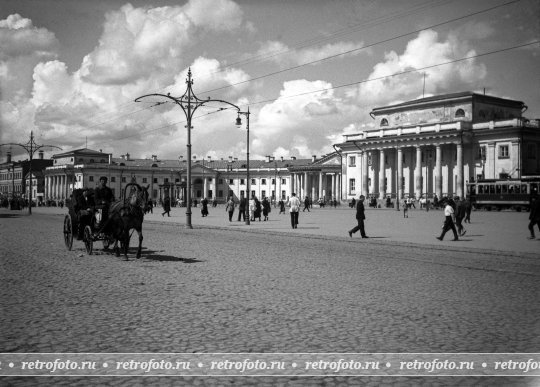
[380,118,389,127]
[455,109,465,118]
[151,163,158,168]
[89,159,94,163]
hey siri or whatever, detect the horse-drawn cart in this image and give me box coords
[63,188,115,254]
[63,184,148,259]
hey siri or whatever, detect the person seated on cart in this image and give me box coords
[94,176,114,231]
[77,189,95,239]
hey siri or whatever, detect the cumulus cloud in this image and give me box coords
[255,39,369,68]
[357,29,487,105]
[79,0,243,86]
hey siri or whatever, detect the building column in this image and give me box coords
[362,151,369,197]
[379,149,386,199]
[331,174,336,199]
[456,142,463,198]
[311,174,316,200]
[415,145,422,199]
[304,172,309,199]
[397,147,403,200]
[318,172,323,200]
[435,144,442,199]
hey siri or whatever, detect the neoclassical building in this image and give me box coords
[43,149,343,204]
[336,91,540,202]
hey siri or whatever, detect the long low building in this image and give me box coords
[335,91,540,202]
[43,150,343,204]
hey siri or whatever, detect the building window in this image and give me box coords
[229,179,234,184]
[498,145,509,159]
[122,177,127,183]
[89,176,94,182]
[240,179,245,185]
[262,190,266,198]
[527,144,537,159]
[110,177,116,182]
[477,146,486,160]
[281,178,286,185]
[261,178,266,185]
[164,178,169,183]
[175,178,180,183]
[218,190,223,198]
[142,178,147,183]
[153,178,158,183]
[228,190,233,198]
[251,178,256,185]
[349,156,356,167]
[281,190,286,199]
[349,178,356,195]
[271,178,276,185]
[455,109,465,118]
[380,118,389,127]
[218,178,223,184]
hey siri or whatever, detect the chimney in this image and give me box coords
[38,151,44,160]
[126,153,130,161]
[266,155,271,162]
[312,155,316,162]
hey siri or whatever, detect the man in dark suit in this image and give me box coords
[237,193,246,221]
[528,195,540,239]
[348,195,368,238]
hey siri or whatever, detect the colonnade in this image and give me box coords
[45,174,70,200]
[290,171,341,201]
[359,142,464,199]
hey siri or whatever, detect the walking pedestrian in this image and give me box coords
[437,199,459,241]
[289,192,300,229]
[454,196,467,236]
[254,196,262,221]
[249,195,256,221]
[527,195,540,239]
[348,195,368,238]
[278,199,286,214]
[162,196,171,217]
[303,196,310,212]
[225,197,235,222]
[201,197,209,217]
[237,194,246,221]
[464,197,472,223]
[262,197,271,221]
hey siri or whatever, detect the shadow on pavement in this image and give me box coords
[142,248,201,263]
[0,213,23,218]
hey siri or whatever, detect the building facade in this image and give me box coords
[336,92,540,202]
[43,149,343,204]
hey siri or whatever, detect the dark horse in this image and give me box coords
[108,183,149,260]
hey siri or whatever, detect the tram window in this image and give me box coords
[521,184,528,194]
[478,185,483,194]
[495,185,501,194]
[489,185,495,194]
[531,183,539,195]
[470,185,476,195]
[502,185,508,194]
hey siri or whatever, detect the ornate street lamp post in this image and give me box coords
[1,131,61,214]
[236,108,250,225]
[135,68,244,229]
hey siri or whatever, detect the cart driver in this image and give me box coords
[94,176,114,228]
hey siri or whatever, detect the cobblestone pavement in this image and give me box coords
[1,208,539,386]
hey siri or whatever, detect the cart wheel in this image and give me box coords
[84,225,93,255]
[64,214,74,251]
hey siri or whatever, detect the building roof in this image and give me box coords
[370,91,526,116]
[53,148,111,158]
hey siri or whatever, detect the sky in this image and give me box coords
[1,0,539,162]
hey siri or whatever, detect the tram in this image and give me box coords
[466,177,540,211]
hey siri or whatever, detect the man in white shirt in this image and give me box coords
[288,193,301,229]
[437,199,459,241]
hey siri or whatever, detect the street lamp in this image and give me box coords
[135,68,244,229]
[236,108,250,225]
[1,131,61,214]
